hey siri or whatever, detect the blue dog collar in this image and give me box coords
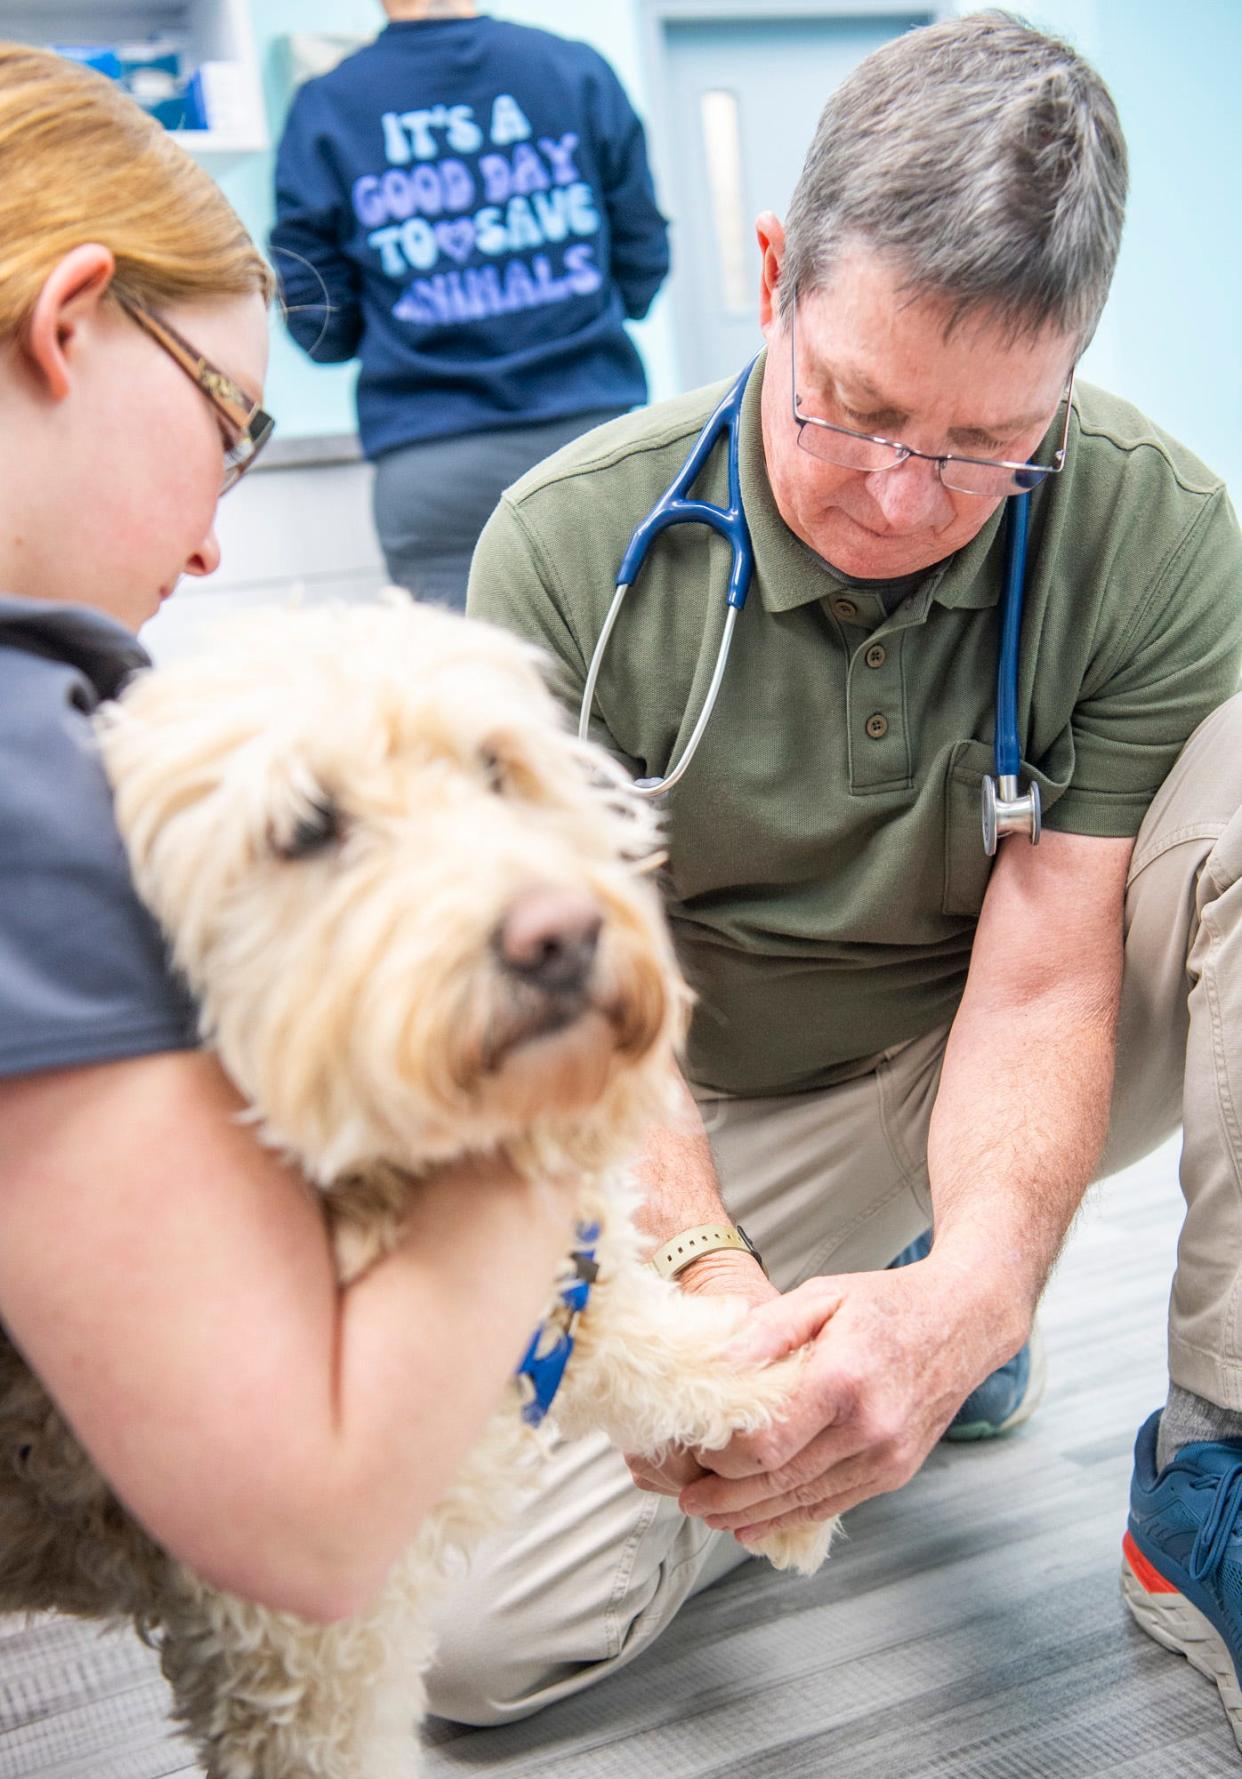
[516,1222,601,1428]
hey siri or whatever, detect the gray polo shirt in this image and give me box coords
[468,356,1242,1096]
[0,597,198,1079]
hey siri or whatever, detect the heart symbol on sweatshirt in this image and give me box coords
[435,219,476,264]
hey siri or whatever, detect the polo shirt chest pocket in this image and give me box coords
[942,740,1000,917]
[942,737,1073,916]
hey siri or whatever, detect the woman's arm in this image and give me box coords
[0,1049,578,1623]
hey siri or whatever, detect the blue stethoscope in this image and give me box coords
[578,357,1041,856]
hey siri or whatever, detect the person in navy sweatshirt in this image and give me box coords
[271,0,671,608]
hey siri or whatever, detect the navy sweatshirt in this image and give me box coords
[271,16,670,459]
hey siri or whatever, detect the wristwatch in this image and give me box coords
[650,1221,766,1281]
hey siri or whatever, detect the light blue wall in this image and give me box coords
[1095,0,1241,491]
[224,1,1241,493]
[1016,0,1242,490]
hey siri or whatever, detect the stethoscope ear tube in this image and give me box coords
[981,494,1041,855]
[635,604,740,797]
[579,358,758,800]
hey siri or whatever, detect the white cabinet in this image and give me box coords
[0,0,267,152]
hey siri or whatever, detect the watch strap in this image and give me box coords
[650,1221,764,1280]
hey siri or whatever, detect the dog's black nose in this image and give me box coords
[495,889,603,997]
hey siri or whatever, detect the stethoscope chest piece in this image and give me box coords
[981,773,1042,858]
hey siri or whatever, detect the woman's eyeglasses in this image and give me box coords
[114,291,274,493]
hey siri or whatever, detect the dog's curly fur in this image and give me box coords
[0,600,833,1778]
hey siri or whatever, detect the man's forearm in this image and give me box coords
[926,978,1119,1347]
[631,1072,766,1292]
[631,1072,729,1237]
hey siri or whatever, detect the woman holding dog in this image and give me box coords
[0,43,583,1625]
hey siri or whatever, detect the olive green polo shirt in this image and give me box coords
[468,354,1242,1097]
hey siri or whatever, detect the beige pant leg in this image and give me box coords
[1106,693,1242,1405]
[423,1034,943,1726]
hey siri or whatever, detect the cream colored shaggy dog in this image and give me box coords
[0,599,832,1779]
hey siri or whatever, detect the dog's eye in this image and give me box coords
[273,798,343,861]
[480,747,506,794]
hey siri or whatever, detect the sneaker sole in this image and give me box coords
[1121,1533,1242,1753]
[942,1323,1047,1443]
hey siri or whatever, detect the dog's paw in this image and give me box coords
[744,1516,837,1576]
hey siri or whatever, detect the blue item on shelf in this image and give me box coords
[53,45,123,81]
[182,69,215,133]
[53,37,207,133]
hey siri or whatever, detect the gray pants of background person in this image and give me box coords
[425,693,1242,1727]
[372,408,626,610]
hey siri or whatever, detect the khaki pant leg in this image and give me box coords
[423,1036,941,1726]
[1106,694,1242,1406]
[1100,703,1239,1179]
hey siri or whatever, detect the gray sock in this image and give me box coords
[1157,1383,1242,1470]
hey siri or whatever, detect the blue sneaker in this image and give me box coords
[1123,1409,1242,1751]
[888,1230,1045,1441]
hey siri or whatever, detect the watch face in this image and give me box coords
[735,1224,764,1272]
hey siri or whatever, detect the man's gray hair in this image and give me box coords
[780,11,1128,348]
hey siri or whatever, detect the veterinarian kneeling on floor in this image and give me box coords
[457,11,1242,1743]
[0,43,594,1630]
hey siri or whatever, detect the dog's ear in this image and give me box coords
[95,665,281,979]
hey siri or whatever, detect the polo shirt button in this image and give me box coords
[832,598,859,621]
[865,643,887,669]
[865,712,889,739]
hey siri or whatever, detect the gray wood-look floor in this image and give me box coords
[3,1134,1238,1779]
